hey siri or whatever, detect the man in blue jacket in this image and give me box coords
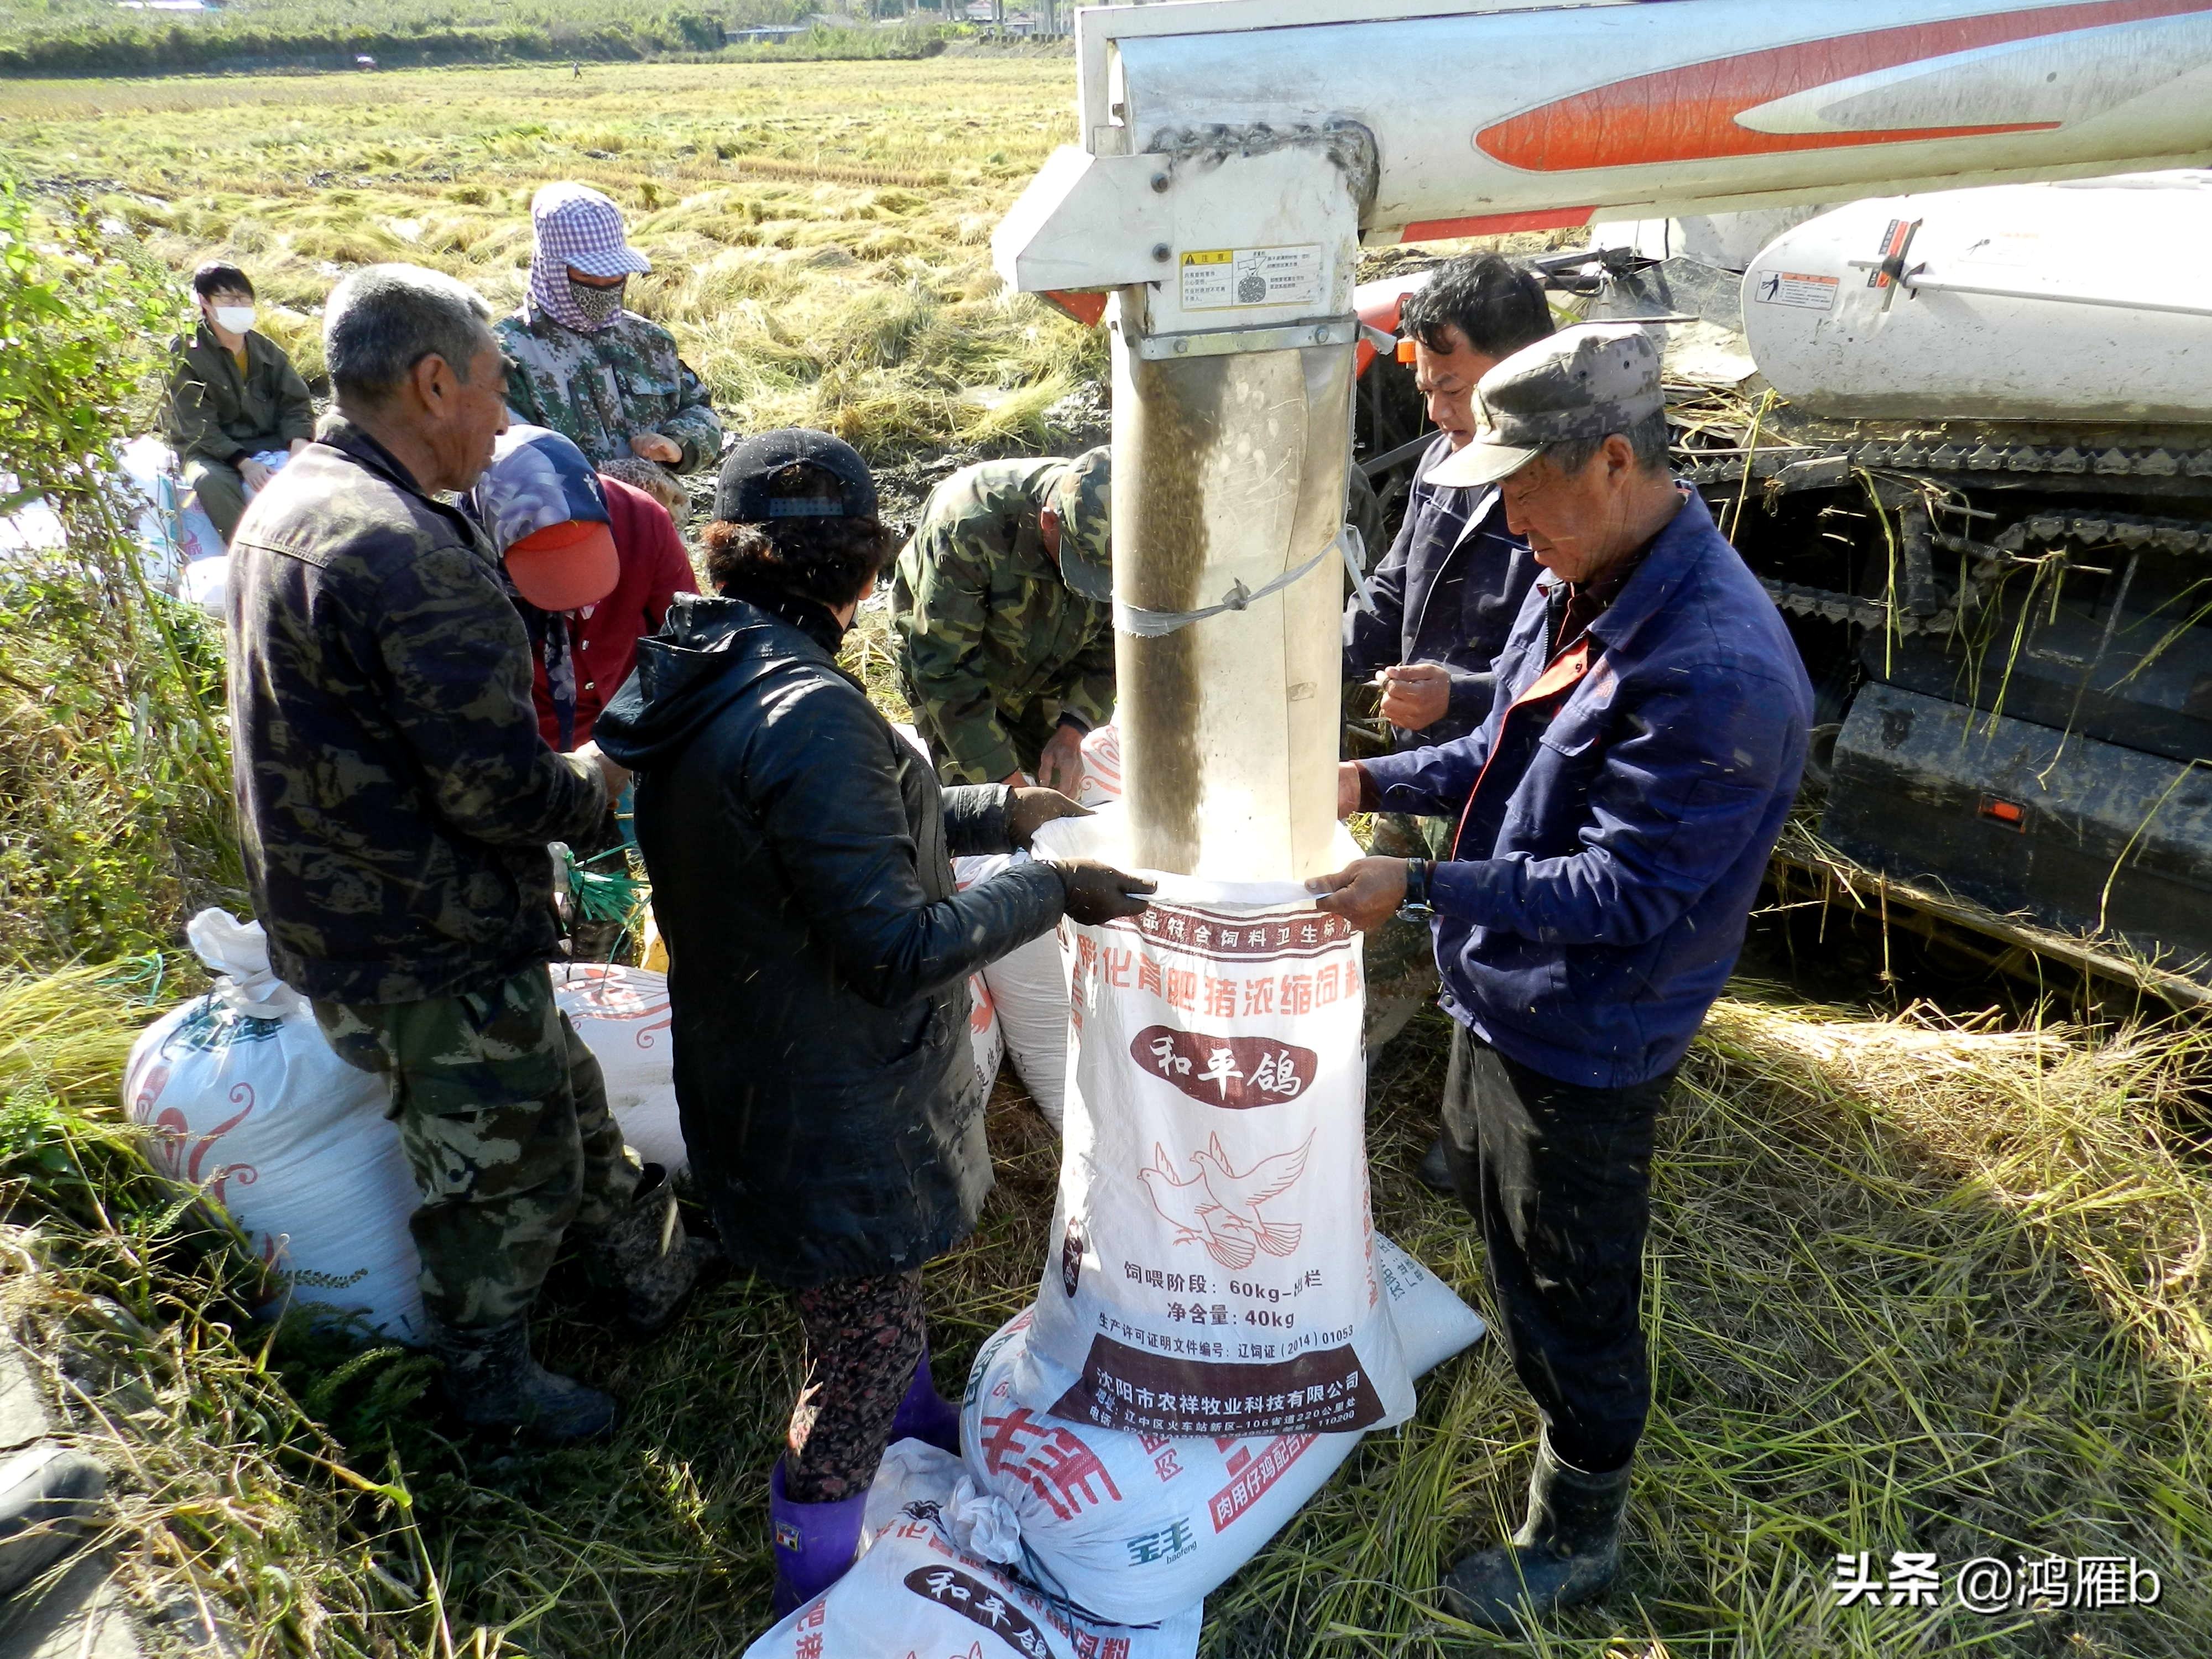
[1345,253,1554,753]
[1311,324,1812,1629]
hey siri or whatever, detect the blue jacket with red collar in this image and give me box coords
[1344,434,1540,747]
[1360,489,1812,1088]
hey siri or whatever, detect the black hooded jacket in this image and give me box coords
[594,591,1066,1285]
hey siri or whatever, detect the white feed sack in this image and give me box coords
[549,962,688,1175]
[1018,812,1412,1443]
[968,970,1006,1099]
[124,918,713,1341]
[1079,723,1122,808]
[743,1439,1200,1659]
[123,910,427,1340]
[955,853,1072,1129]
[958,1248,1482,1627]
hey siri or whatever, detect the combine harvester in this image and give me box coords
[997,0,2212,1000]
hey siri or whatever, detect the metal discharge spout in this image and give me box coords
[1113,327,1353,882]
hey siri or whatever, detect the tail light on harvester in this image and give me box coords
[1979,796,2029,832]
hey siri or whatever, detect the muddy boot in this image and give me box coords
[770,1457,867,1616]
[1440,1434,1630,1630]
[579,1164,716,1339]
[888,1340,961,1454]
[0,1447,106,1599]
[425,1312,618,1444]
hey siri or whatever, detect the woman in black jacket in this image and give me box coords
[594,430,1149,1615]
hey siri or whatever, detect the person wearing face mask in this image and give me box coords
[162,262,315,546]
[495,183,722,492]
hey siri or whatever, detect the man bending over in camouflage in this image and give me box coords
[227,263,704,1444]
[890,447,1113,793]
[497,183,722,494]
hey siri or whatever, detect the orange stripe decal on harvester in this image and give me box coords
[1476,0,2212,171]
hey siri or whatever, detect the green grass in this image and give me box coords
[8,968,2208,1657]
[0,0,971,79]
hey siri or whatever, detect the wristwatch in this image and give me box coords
[1396,858,1437,922]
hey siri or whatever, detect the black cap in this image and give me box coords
[713,429,877,524]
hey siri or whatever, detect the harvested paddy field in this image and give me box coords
[3,59,1104,468]
[4,56,2211,1659]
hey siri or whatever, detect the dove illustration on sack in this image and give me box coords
[1138,1142,1257,1271]
[1192,1131,1312,1260]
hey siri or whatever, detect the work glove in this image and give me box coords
[1048,858,1156,925]
[1007,785,1091,851]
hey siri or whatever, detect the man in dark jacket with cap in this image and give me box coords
[1347,253,1556,1182]
[594,430,1152,1619]
[1311,323,1812,1630]
[1346,253,1554,754]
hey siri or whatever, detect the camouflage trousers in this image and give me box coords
[314,964,640,1331]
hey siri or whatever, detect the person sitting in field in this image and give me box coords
[592,430,1152,1615]
[162,261,315,546]
[466,425,700,754]
[496,183,722,497]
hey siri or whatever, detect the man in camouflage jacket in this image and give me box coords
[889,447,1113,791]
[495,182,722,482]
[228,263,699,1442]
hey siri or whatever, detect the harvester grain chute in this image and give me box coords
[995,0,2212,995]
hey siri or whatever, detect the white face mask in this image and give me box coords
[213,304,256,335]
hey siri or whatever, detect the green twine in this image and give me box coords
[563,844,649,926]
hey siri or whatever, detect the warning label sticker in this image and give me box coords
[1180,244,1326,312]
[1750,270,1840,312]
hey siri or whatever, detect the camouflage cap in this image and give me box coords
[1048,445,1112,602]
[1427,322,1663,489]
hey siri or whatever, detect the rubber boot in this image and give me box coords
[424,1312,618,1444]
[580,1163,716,1339]
[1417,1133,1454,1193]
[888,1341,962,1454]
[769,1457,867,1618]
[1440,1434,1630,1630]
[0,1446,106,1599]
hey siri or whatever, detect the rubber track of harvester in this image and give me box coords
[1679,440,2212,493]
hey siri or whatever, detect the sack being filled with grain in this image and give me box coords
[1014,810,1413,1443]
